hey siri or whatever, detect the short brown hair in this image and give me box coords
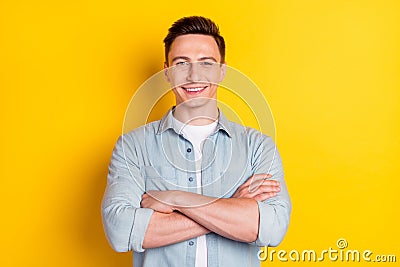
[163,16,225,65]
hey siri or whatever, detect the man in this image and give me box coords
[102,16,291,267]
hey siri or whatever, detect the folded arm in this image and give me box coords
[142,211,210,249]
[103,134,290,252]
[141,174,280,246]
[142,134,292,248]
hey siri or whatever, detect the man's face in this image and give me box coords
[165,34,226,108]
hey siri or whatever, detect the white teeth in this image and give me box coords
[185,87,204,92]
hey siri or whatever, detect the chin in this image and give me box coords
[179,97,214,109]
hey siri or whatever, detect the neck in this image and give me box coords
[173,101,218,126]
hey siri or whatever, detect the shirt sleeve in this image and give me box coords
[101,134,154,253]
[249,134,291,247]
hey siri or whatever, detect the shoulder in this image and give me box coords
[125,119,161,137]
[115,120,161,148]
[227,120,274,146]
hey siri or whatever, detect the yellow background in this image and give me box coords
[1,0,399,266]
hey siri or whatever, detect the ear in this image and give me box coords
[163,62,171,83]
[218,62,227,83]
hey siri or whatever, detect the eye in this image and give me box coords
[176,61,189,66]
[200,61,215,66]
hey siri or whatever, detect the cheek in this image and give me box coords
[172,88,185,100]
[200,67,224,83]
[169,72,188,87]
[204,72,221,85]
[172,88,179,96]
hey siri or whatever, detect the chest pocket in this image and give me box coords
[141,166,179,191]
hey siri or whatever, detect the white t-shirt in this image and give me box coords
[174,116,218,267]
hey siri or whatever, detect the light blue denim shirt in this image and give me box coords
[102,108,291,267]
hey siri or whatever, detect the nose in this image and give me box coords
[187,62,201,82]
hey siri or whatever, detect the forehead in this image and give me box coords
[168,34,221,61]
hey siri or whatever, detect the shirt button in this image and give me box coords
[189,241,194,246]
[189,177,194,182]
[187,148,192,153]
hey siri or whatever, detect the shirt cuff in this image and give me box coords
[130,208,154,252]
[249,200,276,247]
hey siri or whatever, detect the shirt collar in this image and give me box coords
[157,107,233,138]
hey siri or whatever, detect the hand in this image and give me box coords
[141,190,176,214]
[232,174,280,201]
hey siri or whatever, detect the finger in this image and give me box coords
[252,173,272,182]
[248,182,280,193]
[235,182,279,198]
[240,176,253,187]
[249,174,273,191]
[141,194,151,202]
[253,192,278,202]
[140,198,147,208]
[234,178,253,194]
[233,174,275,198]
[252,184,281,194]
[146,190,157,196]
[248,180,279,192]
[261,180,280,187]
[242,173,270,187]
[245,185,280,199]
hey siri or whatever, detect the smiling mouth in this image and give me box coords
[181,85,208,93]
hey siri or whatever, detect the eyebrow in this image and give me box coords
[171,56,218,63]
